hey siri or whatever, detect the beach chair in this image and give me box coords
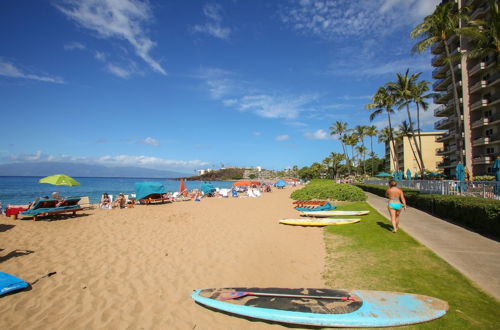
[78,196,94,210]
[219,189,230,198]
[20,198,82,221]
[231,189,239,198]
[253,189,262,197]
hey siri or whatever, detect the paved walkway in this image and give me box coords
[366,192,500,301]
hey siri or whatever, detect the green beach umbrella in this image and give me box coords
[39,174,80,186]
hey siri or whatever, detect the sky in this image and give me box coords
[0,0,442,174]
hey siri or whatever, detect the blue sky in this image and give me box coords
[0,0,441,174]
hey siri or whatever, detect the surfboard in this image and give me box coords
[0,272,29,296]
[280,218,361,226]
[292,200,327,206]
[301,210,369,217]
[192,287,448,327]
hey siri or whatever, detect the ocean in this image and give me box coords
[0,176,236,207]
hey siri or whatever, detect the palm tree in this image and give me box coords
[411,1,470,163]
[345,133,359,174]
[378,127,396,172]
[365,125,378,176]
[355,145,368,175]
[354,125,369,175]
[386,69,424,173]
[460,0,500,68]
[411,80,434,175]
[397,120,422,174]
[366,86,400,171]
[326,152,345,179]
[329,121,352,175]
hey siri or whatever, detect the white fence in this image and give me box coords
[364,179,500,200]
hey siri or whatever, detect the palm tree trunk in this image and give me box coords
[407,134,420,174]
[405,103,424,174]
[444,40,464,164]
[370,136,374,176]
[416,103,425,175]
[387,112,399,172]
[340,141,351,175]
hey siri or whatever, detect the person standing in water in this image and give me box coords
[386,180,406,233]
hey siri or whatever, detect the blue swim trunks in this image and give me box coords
[388,202,403,210]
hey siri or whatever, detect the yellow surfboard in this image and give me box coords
[280,218,361,226]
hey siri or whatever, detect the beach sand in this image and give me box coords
[0,187,325,329]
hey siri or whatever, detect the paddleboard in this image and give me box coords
[301,210,369,217]
[0,272,29,296]
[292,200,327,206]
[192,287,448,327]
[280,218,361,226]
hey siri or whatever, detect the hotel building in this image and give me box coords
[431,0,500,176]
[385,132,445,174]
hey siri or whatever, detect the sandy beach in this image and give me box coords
[0,187,325,329]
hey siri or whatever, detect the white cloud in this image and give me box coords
[252,131,261,136]
[55,0,166,75]
[64,41,86,50]
[139,137,160,146]
[304,129,332,140]
[280,0,440,40]
[0,60,64,84]
[276,135,290,141]
[198,66,318,119]
[5,151,207,171]
[106,64,132,78]
[193,3,231,40]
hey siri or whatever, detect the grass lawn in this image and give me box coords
[323,201,500,329]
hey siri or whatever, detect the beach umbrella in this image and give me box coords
[399,170,404,180]
[233,181,261,187]
[455,162,466,193]
[200,183,216,195]
[275,179,286,188]
[406,169,412,182]
[179,179,188,196]
[492,156,500,195]
[428,172,443,177]
[392,171,397,180]
[375,172,391,177]
[39,174,80,186]
[414,172,419,179]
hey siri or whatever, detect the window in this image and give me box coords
[484,110,492,118]
[486,147,494,154]
[485,129,493,136]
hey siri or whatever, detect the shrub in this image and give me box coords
[355,183,500,239]
[291,179,366,202]
[474,175,495,181]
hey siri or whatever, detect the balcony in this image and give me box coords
[433,76,452,91]
[471,114,500,129]
[471,4,489,19]
[470,98,489,111]
[433,90,453,104]
[472,154,494,165]
[432,53,446,67]
[434,104,453,117]
[436,132,454,142]
[469,79,487,94]
[434,117,454,130]
[472,135,500,147]
[436,145,457,156]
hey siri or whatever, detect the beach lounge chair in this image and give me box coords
[20,197,82,221]
[252,189,262,197]
[231,189,239,198]
[77,196,94,210]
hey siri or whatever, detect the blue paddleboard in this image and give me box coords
[192,287,448,327]
[0,272,29,296]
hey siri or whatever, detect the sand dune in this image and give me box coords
[0,188,325,329]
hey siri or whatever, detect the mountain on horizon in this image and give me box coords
[0,162,190,178]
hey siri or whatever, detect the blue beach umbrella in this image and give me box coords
[455,162,466,193]
[414,172,419,180]
[492,157,500,195]
[406,169,412,182]
[392,171,397,180]
[375,172,392,177]
[398,170,404,180]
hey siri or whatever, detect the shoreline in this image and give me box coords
[0,187,325,329]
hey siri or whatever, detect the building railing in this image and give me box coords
[364,179,500,200]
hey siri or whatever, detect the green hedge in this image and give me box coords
[355,183,500,238]
[291,179,366,202]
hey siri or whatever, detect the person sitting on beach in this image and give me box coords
[100,193,111,209]
[114,193,126,209]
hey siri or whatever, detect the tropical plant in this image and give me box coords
[354,125,369,175]
[387,69,425,174]
[355,145,368,175]
[397,120,422,174]
[411,1,470,163]
[329,121,352,175]
[345,133,359,172]
[460,0,500,68]
[378,127,396,172]
[365,125,378,176]
[366,86,399,171]
[411,79,434,174]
